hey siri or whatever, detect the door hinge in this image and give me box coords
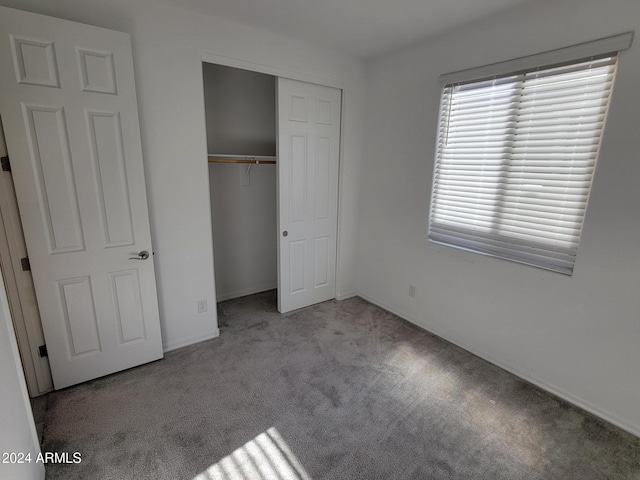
[20,257,31,271]
[1,156,10,172]
[38,345,48,358]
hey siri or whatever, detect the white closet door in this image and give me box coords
[277,78,341,313]
[0,7,163,389]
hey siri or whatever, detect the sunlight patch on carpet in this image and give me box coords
[193,428,312,480]
[386,343,547,469]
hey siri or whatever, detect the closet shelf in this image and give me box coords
[208,154,276,165]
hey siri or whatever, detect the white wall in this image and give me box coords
[0,0,365,350]
[0,275,44,480]
[209,164,277,301]
[203,63,276,156]
[359,0,640,435]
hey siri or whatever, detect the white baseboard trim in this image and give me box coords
[336,291,358,301]
[357,293,640,438]
[162,328,220,353]
[216,284,277,303]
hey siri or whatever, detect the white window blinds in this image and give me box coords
[429,55,619,274]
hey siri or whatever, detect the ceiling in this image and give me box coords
[163,0,535,59]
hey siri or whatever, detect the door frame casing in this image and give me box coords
[0,188,54,397]
[0,120,52,397]
[199,51,347,306]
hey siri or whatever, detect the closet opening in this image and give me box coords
[203,59,343,314]
[203,63,278,307]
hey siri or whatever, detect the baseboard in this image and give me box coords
[336,291,358,301]
[216,284,277,303]
[162,328,220,353]
[357,293,640,439]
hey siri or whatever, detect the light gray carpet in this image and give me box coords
[43,291,640,479]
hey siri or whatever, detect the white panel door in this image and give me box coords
[0,7,163,389]
[277,78,341,313]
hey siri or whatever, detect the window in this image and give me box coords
[428,38,629,275]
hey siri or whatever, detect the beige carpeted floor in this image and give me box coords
[42,291,640,479]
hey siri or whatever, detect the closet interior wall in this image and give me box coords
[204,63,277,302]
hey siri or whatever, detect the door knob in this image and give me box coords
[282,231,288,237]
[129,250,150,260]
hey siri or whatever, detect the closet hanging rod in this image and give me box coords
[207,154,277,165]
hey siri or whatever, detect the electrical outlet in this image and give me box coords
[197,299,208,313]
[409,284,416,298]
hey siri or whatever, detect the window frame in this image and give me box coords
[428,36,633,274]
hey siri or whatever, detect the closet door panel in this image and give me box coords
[315,135,331,220]
[277,78,341,313]
[290,133,307,223]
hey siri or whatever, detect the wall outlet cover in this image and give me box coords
[197,299,208,313]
